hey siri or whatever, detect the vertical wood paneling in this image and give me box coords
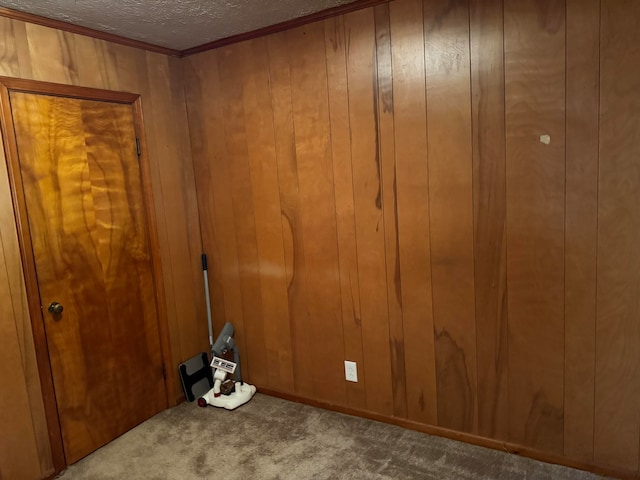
[25,24,79,85]
[324,16,367,409]
[374,3,408,420]
[266,32,314,398]
[595,0,640,471]
[505,0,565,453]
[139,47,205,405]
[1,15,203,478]
[0,233,41,480]
[145,51,207,374]
[11,20,33,79]
[564,0,599,462]
[469,0,509,441]
[0,141,48,478]
[136,53,183,385]
[74,36,117,89]
[112,44,139,91]
[216,42,269,386]
[242,38,294,392]
[183,50,248,370]
[0,17,21,77]
[168,56,207,348]
[287,22,346,405]
[389,0,437,425]
[424,0,477,434]
[344,7,394,415]
[180,0,640,476]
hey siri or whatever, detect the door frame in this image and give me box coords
[0,77,175,473]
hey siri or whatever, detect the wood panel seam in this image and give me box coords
[500,0,510,443]
[420,0,438,423]
[563,0,568,455]
[594,0,601,463]
[321,21,353,399]
[466,0,480,435]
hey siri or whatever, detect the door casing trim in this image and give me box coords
[0,77,174,476]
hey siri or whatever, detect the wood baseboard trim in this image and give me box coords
[0,7,180,57]
[179,0,393,57]
[257,386,637,480]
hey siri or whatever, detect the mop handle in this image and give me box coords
[202,254,214,354]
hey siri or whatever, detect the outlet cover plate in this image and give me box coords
[344,360,358,382]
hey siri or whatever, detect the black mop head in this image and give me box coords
[178,352,213,402]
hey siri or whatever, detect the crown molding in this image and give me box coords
[179,0,392,57]
[0,7,180,57]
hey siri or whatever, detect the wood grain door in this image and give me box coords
[9,92,167,464]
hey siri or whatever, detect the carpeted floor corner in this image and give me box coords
[57,393,605,479]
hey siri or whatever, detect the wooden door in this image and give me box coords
[9,92,167,464]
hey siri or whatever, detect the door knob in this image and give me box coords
[48,302,64,315]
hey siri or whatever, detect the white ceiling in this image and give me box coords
[0,0,357,51]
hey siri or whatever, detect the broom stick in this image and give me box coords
[201,254,214,358]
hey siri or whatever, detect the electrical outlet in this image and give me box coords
[344,360,358,382]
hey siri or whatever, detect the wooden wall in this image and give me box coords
[183,0,640,476]
[0,17,206,480]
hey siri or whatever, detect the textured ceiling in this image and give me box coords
[0,0,357,50]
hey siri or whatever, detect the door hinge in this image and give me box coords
[135,137,141,157]
[162,363,167,380]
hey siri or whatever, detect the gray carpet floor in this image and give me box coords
[57,393,605,479]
